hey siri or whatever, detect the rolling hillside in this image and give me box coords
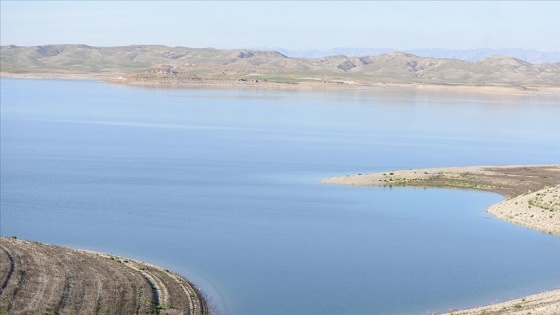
[2,44,560,88]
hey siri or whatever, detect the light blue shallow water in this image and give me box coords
[1,78,560,314]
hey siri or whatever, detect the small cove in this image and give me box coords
[1,78,560,314]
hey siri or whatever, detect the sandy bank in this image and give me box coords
[107,76,560,96]
[441,288,560,315]
[3,72,560,96]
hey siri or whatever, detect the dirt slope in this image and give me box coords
[0,237,207,315]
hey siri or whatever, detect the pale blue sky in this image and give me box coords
[1,1,558,51]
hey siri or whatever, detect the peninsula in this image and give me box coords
[321,164,560,314]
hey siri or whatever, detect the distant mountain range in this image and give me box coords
[270,48,560,64]
[1,45,559,88]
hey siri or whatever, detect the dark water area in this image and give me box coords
[1,78,559,314]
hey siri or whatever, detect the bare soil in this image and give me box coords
[0,237,208,315]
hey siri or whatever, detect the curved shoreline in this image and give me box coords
[3,72,560,96]
[0,237,209,315]
[321,165,560,235]
[321,164,560,314]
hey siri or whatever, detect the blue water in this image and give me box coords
[1,78,559,314]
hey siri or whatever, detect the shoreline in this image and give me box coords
[3,72,560,96]
[110,77,560,96]
[321,164,560,314]
[441,288,560,315]
[321,165,560,235]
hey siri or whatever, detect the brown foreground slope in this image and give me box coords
[0,237,207,315]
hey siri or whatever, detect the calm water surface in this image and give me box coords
[1,78,560,314]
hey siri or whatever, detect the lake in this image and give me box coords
[1,78,559,314]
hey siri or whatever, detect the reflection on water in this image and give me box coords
[1,78,560,314]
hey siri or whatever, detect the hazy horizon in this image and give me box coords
[1,1,558,51]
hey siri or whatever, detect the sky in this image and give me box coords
[1,1,559,51]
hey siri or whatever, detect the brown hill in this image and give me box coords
[1,44,560,88]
